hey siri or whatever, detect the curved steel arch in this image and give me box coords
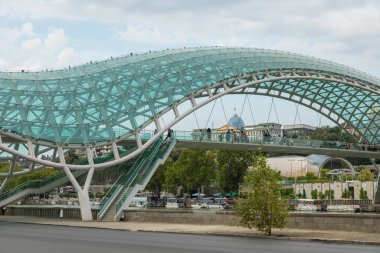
[0,47,380,170]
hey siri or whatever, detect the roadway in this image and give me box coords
[0,222,378,253]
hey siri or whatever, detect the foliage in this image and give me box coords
[146,157,174,193]
[305,172,318,181]
[4,167,58,191]
[236,151,288,236]
[310,125,357,143]
[65,149,78,164]
[0,162,22,174]
[311,189,318,199]
[163,149,217,194]
[319,168,332,181]
[216,150,256,194]
[60,191,77,198]
[280,188,294,198]
[359,188,368,200]
[325,190,334,200]
[355,168,374,182]
[318,191,326,200]
[95,191,105,198]
[341,189,352,199]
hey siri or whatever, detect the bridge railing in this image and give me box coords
[173,130,380,152]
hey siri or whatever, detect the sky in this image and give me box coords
[1,0,379,130]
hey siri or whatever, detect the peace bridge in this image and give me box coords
[0,47,380,221]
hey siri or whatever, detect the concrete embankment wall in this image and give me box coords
[124,209,380,233]
[2,206,380,233]
[3,206,98,220]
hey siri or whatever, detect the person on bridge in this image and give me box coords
[226,129,231,142]
[165,128,173,140]
[218,133,223,142]
[207,128,212,141]
[233,130,238,143]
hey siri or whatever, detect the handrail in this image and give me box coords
[115,137,168,214]
[175,131,380,152]
[97,174,124,217]
[0,147,132,205]
[0,171,65,201]
[98,137,163,218]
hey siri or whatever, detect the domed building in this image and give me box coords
[227,114,245,129]
[191,114,247,141]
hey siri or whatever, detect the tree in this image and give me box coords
[5,167,58,191]
[356,167,374,182]
[310,125,356,143]
[360,188,368,200]
[318,191,326,200]
[163,149,217,195]
[146,157,174,193]
[305,172,318,182]
[236,151,288,236]
[325,190,334,200]
[216,150,255,194]
[311,189,318,199]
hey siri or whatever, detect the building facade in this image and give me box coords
[282,124,316,138]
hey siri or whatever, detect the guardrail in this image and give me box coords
[174,130,380,152]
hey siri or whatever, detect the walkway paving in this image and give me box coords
[0,215,379,246]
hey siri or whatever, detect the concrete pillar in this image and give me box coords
[58,147,93,221]
[77,189,93,221]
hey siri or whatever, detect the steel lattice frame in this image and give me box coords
[1,47,380,219]
[0,47,380,172]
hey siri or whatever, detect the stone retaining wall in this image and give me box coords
[3,206,98,220]
[124,209,380,233]
[124,209,237,225]
[288,212,380,233]
[2,206,380,233]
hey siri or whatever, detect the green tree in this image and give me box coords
[356,167,374,182]
[216,150,255,194]
[318,191,326,200]
[311,189,318,199]
[319,168,332,181]
[360,188,368,200]
[310,125,356,143]
[146,157,174,193]
[305,172,318,182]
[325,190,335,200]
[5,167,58,191]
[163,149,217,194]
[341,189,352,199]
[236,152,288,236]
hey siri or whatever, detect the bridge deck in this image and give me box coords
[175,140,380,159]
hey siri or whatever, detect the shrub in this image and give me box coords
[311,189,318,199]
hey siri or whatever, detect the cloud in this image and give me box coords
[44,28,68,51]
[57,47,75,63]
[115,25,185,45]
[0,23,81,71]
[21,38,42,50]
[0,1,379,75]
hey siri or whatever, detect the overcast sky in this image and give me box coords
[0,0,379,129]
